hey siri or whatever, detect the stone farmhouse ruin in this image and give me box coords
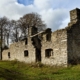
[2,8,80,67]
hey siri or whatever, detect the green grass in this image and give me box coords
[0,60,80,80]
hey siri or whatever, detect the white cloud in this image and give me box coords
[40,8,69,30]
[0,0,36,20]
[59,18,70,29]
[34,0,53,10]
[0,0,80,31]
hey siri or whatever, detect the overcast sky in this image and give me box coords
[0,0,80,31]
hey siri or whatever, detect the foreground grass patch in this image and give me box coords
[0,60,80,80]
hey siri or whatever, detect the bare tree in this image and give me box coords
[18,12,46,37]
[0,17,9,59]
[9,20,20,42]
[0,13,46,47]
[6,20,14,45]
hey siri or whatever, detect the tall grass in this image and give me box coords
[0,60,80,80]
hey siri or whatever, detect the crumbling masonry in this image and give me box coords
[2,8,80,67]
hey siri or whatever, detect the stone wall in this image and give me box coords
[67,8,80,64]
[2,26,39,63]
[67,22,80,64]
[2,28,68,67]
[2,38,36,63]
[41,29,68,66]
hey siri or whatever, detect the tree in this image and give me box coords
[10,20,20,42]
[0,17,9,59]
[18,12,46,37]
[0,12,46,48]
[5,20,14,45]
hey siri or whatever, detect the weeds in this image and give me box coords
[0,61,80,80]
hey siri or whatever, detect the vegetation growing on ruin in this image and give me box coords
[0,60,80,80]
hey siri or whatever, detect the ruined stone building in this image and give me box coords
[2,8,80,67]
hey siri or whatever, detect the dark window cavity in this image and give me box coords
[8,52,10,58]
[25,38,28,45]
[45,49,53,58]
[46,33,51,41]
[24,50,28,57]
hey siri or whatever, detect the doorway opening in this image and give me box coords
[36,48,41,62]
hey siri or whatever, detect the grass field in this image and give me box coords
[0,60,80,80]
